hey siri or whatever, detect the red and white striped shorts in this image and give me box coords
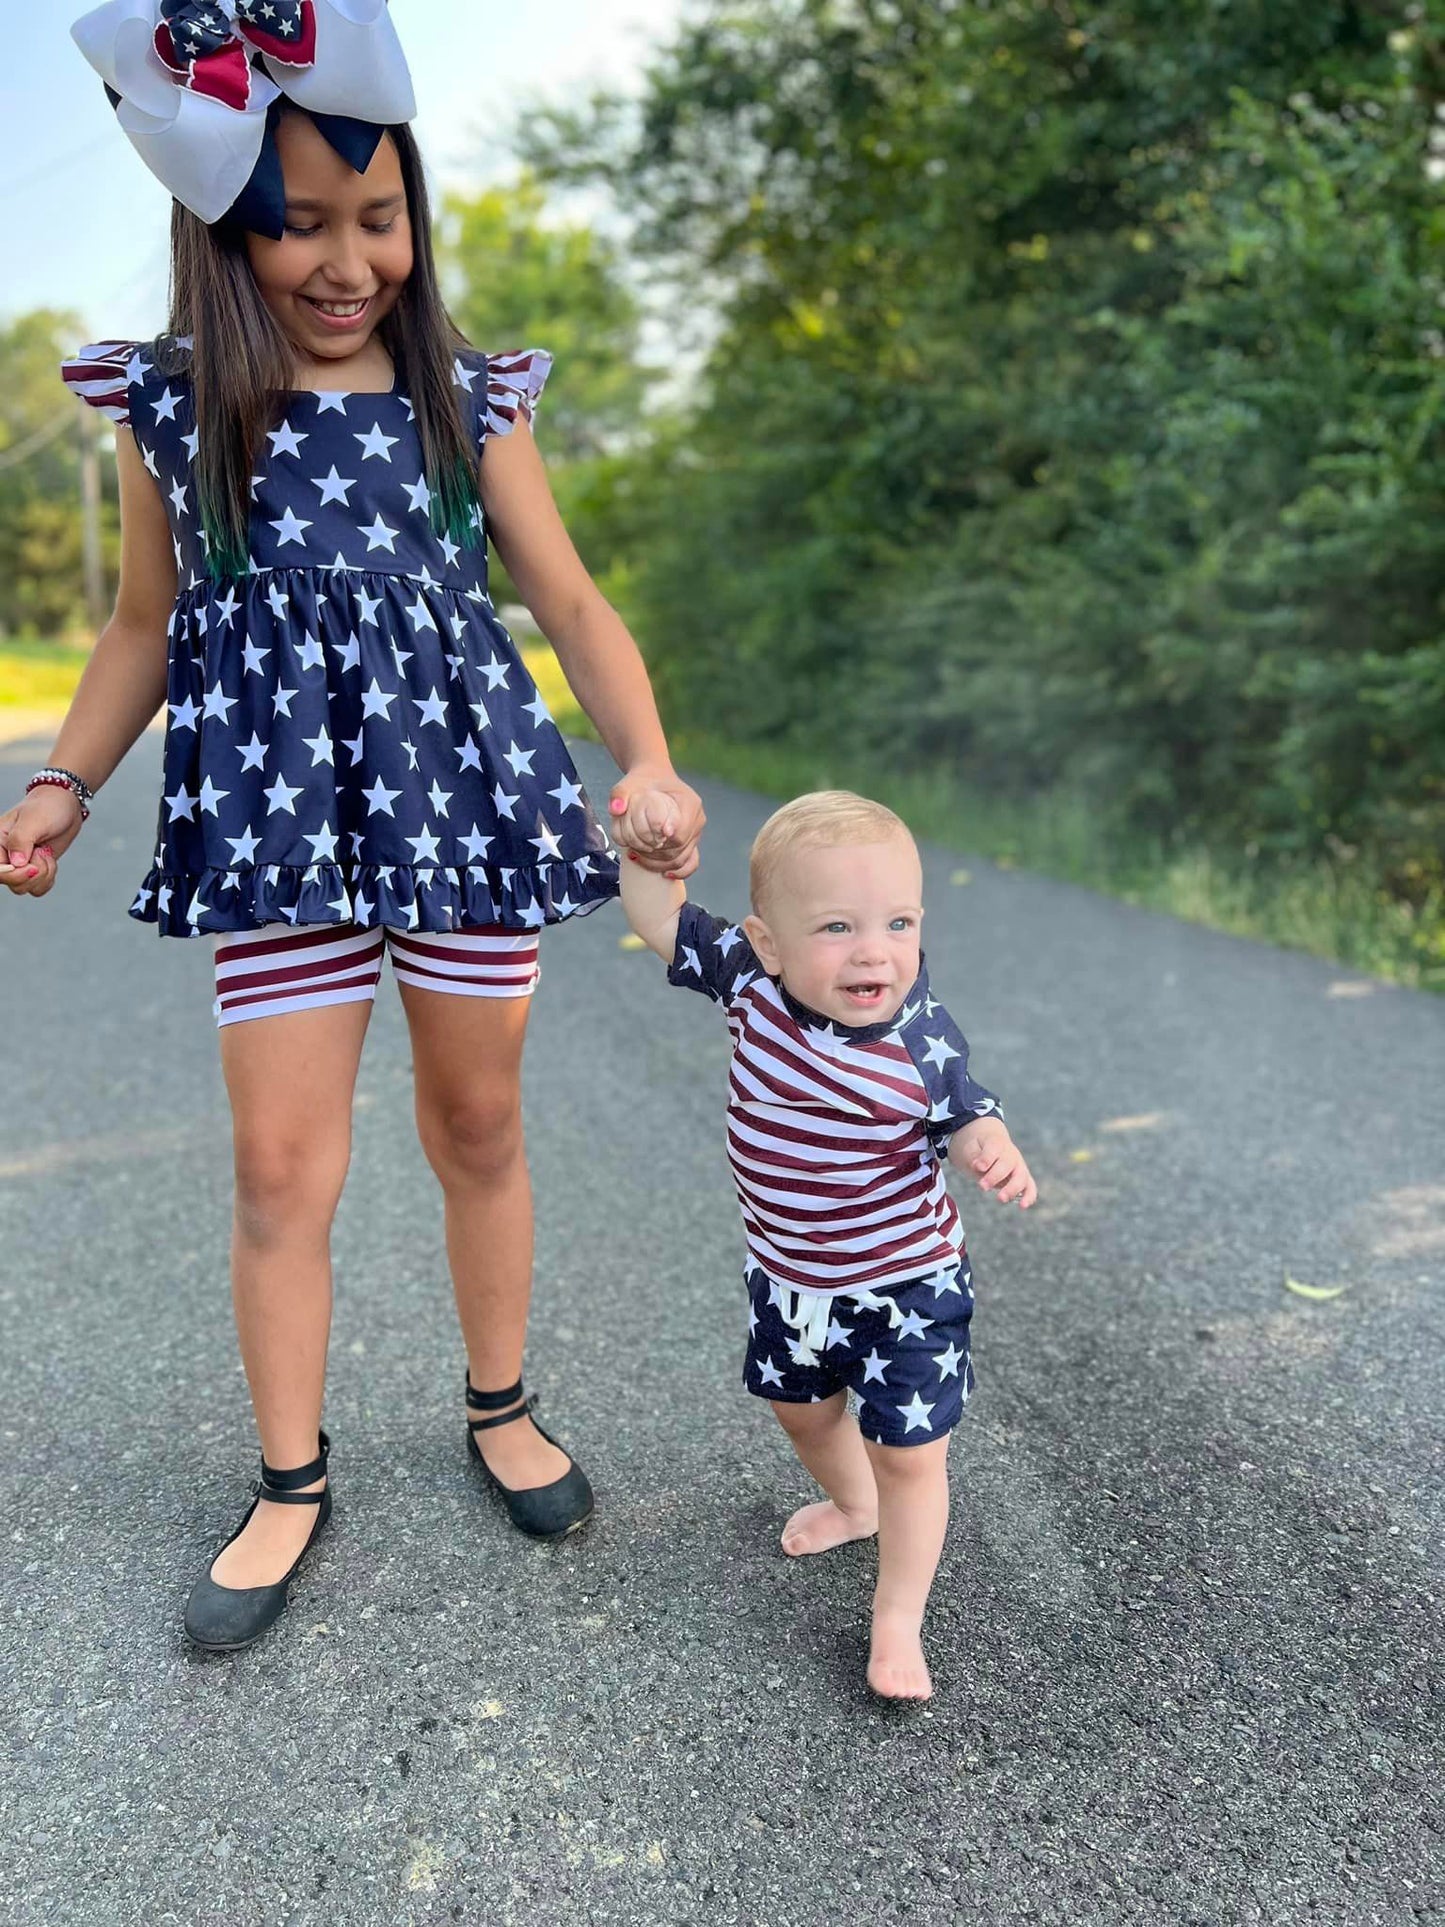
[213,923,541,1029]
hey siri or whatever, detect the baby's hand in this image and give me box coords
[951,1117,1038,1209]
[609,766,705,879]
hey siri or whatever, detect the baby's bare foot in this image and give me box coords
[868,1614,933,1700]
[780,1498,878,1557]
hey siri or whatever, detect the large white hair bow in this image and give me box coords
[72,0,417,225]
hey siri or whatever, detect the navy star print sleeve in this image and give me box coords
[666,901,762,1007]
[897,988,1004,1158]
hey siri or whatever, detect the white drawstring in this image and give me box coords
[778,1280,911,1364]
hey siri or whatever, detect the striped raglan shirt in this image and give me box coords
[667,902,1002,1295]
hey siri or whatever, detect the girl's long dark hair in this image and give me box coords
[161,113,480,580]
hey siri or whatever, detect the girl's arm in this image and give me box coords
[0,429,175,895]
[479,421,705,876]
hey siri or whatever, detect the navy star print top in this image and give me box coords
[62,339,619,938]
[666,901,1003,1295]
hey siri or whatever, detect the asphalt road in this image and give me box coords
[1,731,1441,1927]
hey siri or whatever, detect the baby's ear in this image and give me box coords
[743,912,779,974]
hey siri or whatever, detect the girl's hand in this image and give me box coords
[0,790,84,898]
[609,766,705,880]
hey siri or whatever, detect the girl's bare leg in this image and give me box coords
[400,985,569,1489]
[770,1394,879,1554]
[208,998,371,1587]
[863,1432,951,1700]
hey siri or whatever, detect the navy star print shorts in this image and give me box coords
[742,1262,976,1447]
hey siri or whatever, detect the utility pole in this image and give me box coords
[78,403,105,636]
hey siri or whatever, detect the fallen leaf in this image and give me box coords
[1069,1148,1095,1164]
[619,933,647,952]
[1285,1276,1349,1302]
[950,868,972,886]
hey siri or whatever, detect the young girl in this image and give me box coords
[0,1,703,1651]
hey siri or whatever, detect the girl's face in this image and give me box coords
[245,112,412,369]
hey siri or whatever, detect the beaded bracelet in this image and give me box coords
[26,767,93,822]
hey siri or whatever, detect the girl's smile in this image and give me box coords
[246,111,412,379]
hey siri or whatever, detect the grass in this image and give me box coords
[10,636,1438,992]
[662,732,1445,997]
[0,638,94,708]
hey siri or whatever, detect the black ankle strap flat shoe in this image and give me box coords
[183,1431,332,1652]
[466,1378,593,1540]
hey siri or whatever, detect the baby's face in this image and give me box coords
[744,835,924,1029]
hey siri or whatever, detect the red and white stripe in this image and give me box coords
[214,922,540,1028]
[60,342,138,425]
[724,984,962,1294]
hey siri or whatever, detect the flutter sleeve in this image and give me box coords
[60,341,142,426]
[462,348,553,442]
[667,901,764,1008]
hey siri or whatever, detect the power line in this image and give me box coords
[0,408,74,475]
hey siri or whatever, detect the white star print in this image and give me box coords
[352,891,373,923]
[861,1350,889,1385]
[361,513,398,553]
[181,426,200,461]
[407,595,438,634]
[202,682,237,723]
[922,1033,960,1072]
[503,741,535,777]
[354,423,399,462]
[440,533,461,567]
[305,822,340,862]
[412,689,448,728]
[302,729,334,767]
[523,692,551,730]
[335,632,361,673]
[142,444,160,479]
[403,476,432,514]
[266,421,307,459]
[824,1319,853,1350]
[169,479,189,518]
[548,775,584,813]
[531,822,563,861]
[265,582,290,621]
[236,731,268,771]
[271,682,298,719]
[225,829,261,864]
[361,678,396,719]
[353,585,381,626]
[313,465,355,505]
[296,633,326,672]
[756,1356,786,1389]
[934,1342,967,1381]
[165,784,196,822]
[479,656,510,691]
[315,392,348,414]
[197,776,229,817]
[427,780,452,817]
[896,1308,935,1341]
[263,775,303,816]
[452,358,477,391]
[896,1391,937,1434]
[152,387,180,423]
[241,639,269,677]
[362,776,401,818]
[460,824,493,862]
[168,694,199,732]
[469,699,491,733]
[406,826,441,864]
[399,737,419,771]
[492,784,519,821]
[269,505,312,547]
[391,643,413,675]
[340,731,365,765]
[680,946,701,975]
[930,1270,964,1299]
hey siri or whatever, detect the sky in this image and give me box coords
[0,0,688,341]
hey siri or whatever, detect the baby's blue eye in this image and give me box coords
[890,917,913,932]
[824,921,848,935]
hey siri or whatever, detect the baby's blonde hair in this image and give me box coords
[749,790,914,914]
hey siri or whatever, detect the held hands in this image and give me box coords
[951,1116,1038,1210]
[0,789,84,899]
[608,765,705,880]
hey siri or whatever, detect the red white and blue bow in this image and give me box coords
[72,0,415,225]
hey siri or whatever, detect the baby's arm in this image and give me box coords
[619,851,686,962]
[947,1117,1037,1209]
